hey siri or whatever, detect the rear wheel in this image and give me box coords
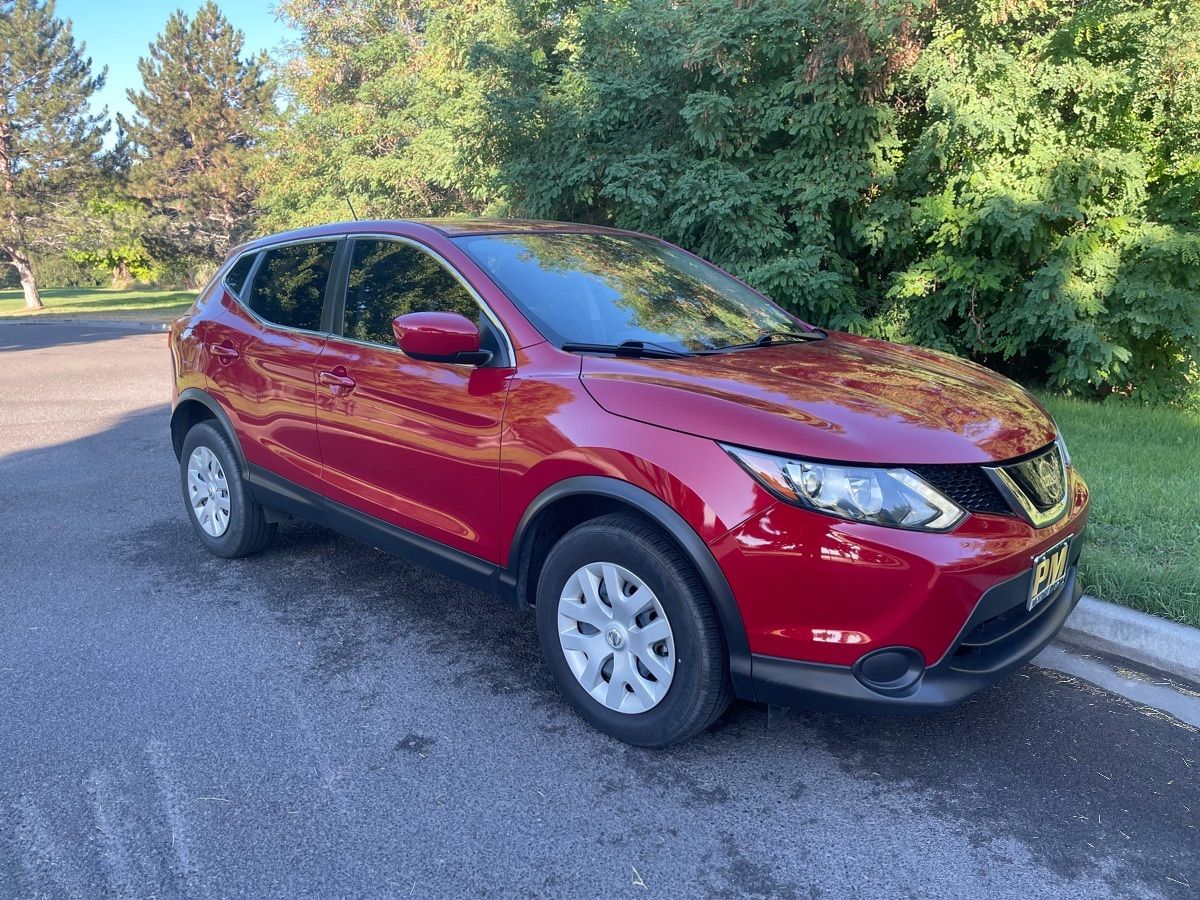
[536,514,731,747]
[180,421,276,558]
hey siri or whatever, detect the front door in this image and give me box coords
[314,237,514,562]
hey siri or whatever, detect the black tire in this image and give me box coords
[536,513,732,747]
[179,421,276,558]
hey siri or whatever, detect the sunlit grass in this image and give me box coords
[1043,395,1200,628]
[0,286,194,322]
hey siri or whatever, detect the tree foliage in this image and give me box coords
[119,1,273,271]
[66,193,157,286]
[0,0,107,308]
[884,0,1200,404]
[260,0,532,228]
[261,0,1199,404]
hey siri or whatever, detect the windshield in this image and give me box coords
[452,233,807,353]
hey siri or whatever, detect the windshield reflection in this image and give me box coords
[454,233,803,353]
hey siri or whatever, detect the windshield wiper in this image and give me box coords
[560,340,691,359]
[716,329,826,352]
[754,328,826,345]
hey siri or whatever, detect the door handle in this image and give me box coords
[318,367,357,393]
[208,341,240,361]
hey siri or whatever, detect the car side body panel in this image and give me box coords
[203,293,328,496]
[314,334,515,561]
[495,341,777,569]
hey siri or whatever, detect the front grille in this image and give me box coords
[907,463,1013,516]
[1000,443,1066,513]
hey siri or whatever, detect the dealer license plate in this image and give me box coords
[1028,538,1071,611]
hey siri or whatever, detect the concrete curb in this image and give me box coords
[1034,642,1200,727]
[1060,595,1200,684]
[0,316,170,331]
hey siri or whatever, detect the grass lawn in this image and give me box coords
[0,286,194,323]
[1044,395,1200,628]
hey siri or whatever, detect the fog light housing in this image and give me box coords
[852,647,924,696]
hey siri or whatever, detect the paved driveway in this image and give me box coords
[1,322,1196,899]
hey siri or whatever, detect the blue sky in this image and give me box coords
[56,1,296,129]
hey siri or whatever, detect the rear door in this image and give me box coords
[314,236,514,561]
[204,238,341,495]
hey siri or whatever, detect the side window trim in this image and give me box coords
[227,236,345,338]
[330,233,514,367]
[239,251,264,303]
[323,238,351,335]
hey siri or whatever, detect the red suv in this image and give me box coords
[169,219,1088,746]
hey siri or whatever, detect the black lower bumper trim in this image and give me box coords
[751,561,1084,713]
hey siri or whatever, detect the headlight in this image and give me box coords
[721,444,966,532]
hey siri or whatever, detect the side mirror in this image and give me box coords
[392,311,493,366]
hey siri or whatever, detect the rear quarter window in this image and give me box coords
[223,252,257,298]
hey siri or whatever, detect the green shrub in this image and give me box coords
[486,0,925,331]
[33,254,106,289]
[883,0,1200,404]
[480,0,1199,403]
[265,0,1200,404]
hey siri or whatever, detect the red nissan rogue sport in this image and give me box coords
[169,219,1088,746]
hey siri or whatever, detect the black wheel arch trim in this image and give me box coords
[507,476,754,698]
[171,388,248,478]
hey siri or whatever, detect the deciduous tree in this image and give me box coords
[885,0,1200,402]
[481,0,926,330]
[257,0,1200,404]
[261,0,522,229]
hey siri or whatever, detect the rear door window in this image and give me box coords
[246,241,337,332]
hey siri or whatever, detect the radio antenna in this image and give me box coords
[345,195,359,221]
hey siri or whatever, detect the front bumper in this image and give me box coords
[751,546,1084,712]
[709,466,1089,710]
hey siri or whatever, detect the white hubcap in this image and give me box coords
[187,446,231,537]
[557,562,676,714]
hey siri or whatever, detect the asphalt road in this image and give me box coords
[1,322,1197,900]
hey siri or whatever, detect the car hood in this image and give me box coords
[580,332,1056,465]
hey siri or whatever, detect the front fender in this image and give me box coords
[498,372,775,700]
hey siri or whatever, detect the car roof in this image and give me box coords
[232,218,642,256]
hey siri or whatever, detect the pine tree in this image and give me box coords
[0,0,107,310]
[119,1,273,270]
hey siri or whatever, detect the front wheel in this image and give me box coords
[179,421,276,558]
[536,514,731,747]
